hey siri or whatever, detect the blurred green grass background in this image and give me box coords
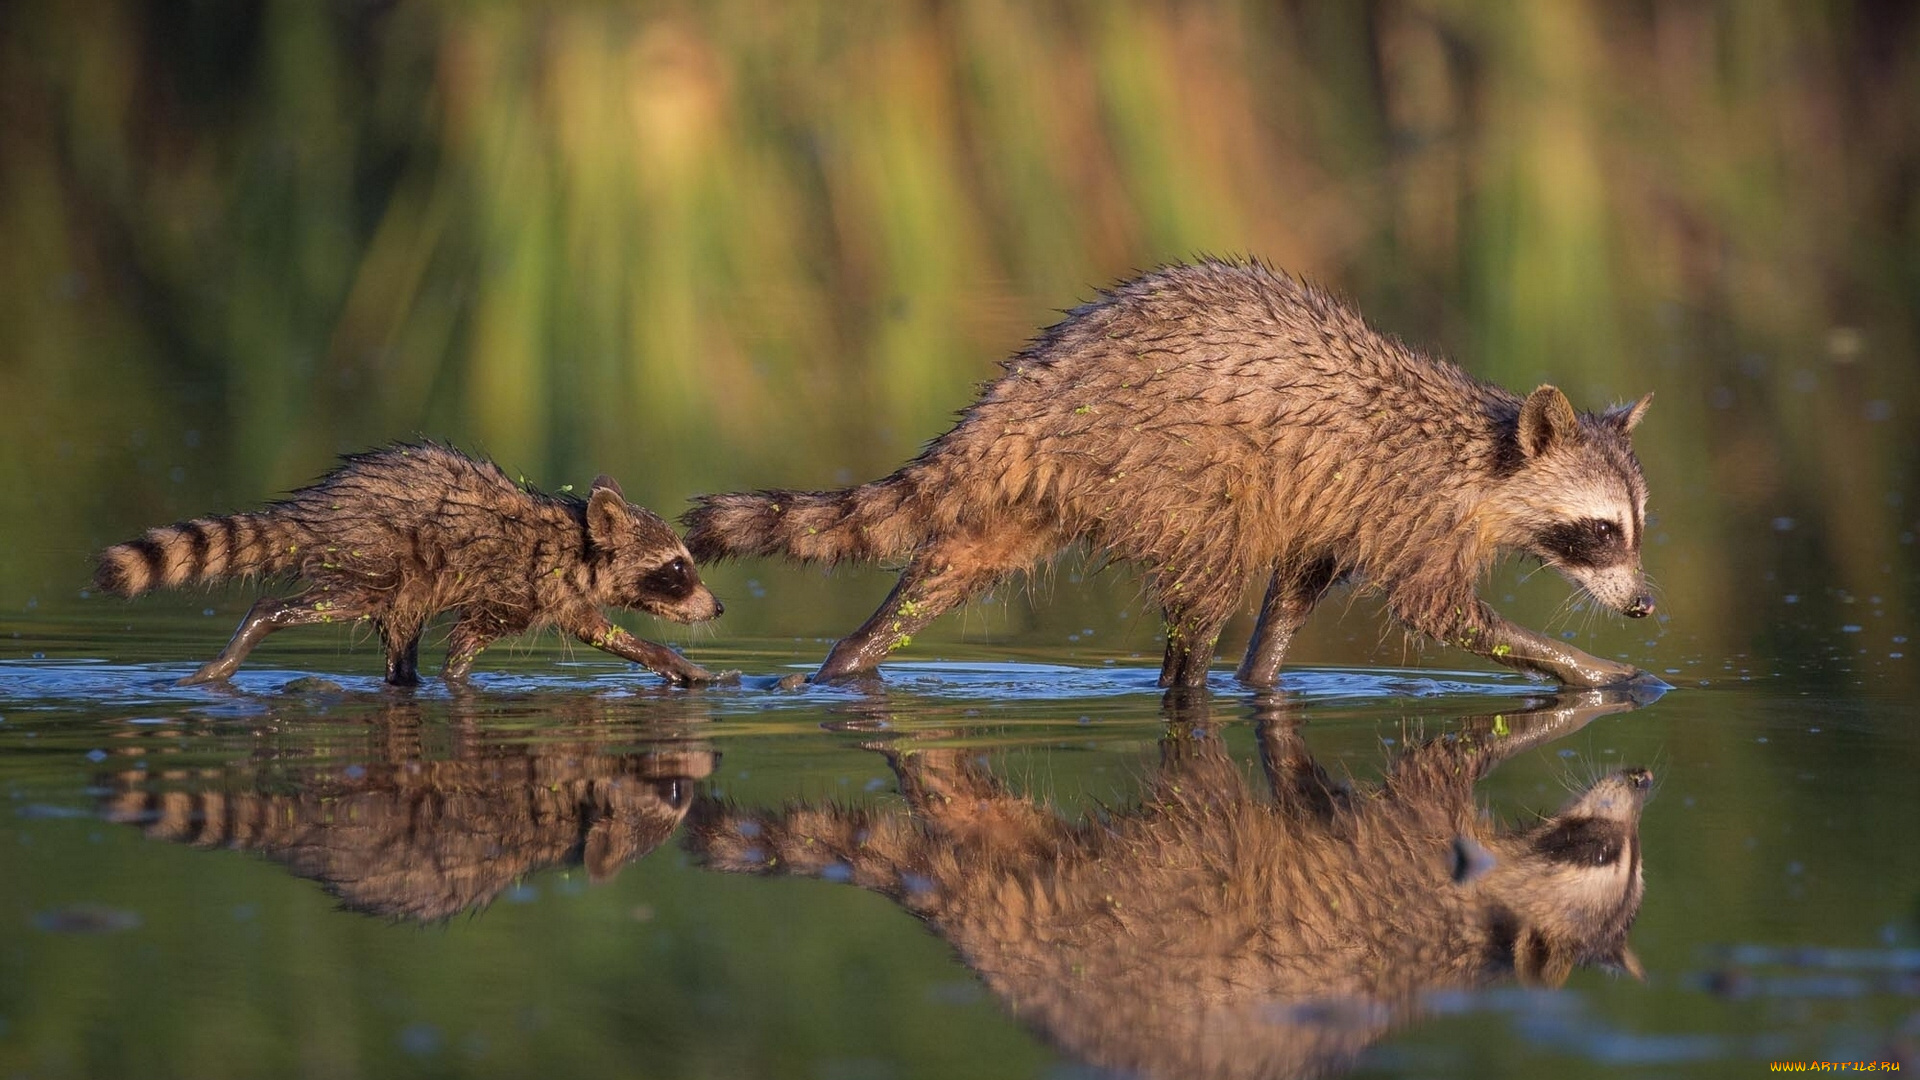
[0,1,1914,674]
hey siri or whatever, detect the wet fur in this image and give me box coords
[686,259,1654,687]
[96,442,722,685]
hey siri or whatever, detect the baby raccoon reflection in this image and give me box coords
[99,697,717,921]
[689,695,1653,1080]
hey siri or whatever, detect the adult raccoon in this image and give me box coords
[686,259,1657,688]
[688,692,1654,1079]
[96,442,723,685]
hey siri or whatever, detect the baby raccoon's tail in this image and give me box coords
[683,477,925,566]
[94,512,305,597]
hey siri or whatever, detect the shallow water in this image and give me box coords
[3,599,1916,1080]
[5,5,1919,1076]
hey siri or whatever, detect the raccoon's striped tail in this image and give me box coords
[94,513,304,597]
[683,480,924,566]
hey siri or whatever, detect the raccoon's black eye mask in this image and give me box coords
[1535,518,1626,569]
[643,557,697,598]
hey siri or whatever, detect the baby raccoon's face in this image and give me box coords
[586,484,723,624]
[624,544,723,624]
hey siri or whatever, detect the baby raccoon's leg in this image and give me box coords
[1236,559,1339,688]
[441,614,505,681]
[569,610,716,686]
[813,550,999,683]
[378,620,423,686]
[181,596,338,685]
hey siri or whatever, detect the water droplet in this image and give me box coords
[34,904,141,934]
[397,1023,442,1057]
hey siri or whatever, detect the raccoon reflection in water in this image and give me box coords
[99,691,717,921]
[689,691,1657,1080]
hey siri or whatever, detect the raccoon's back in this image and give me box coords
[287,445,568,588]
[95,443,552,598]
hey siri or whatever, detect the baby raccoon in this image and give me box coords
[96,442,722,685]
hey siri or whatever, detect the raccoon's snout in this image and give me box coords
[1623,594,1655,618]
[1624,766,1653,791]
[683,587,724,622]
[642,584,723,624]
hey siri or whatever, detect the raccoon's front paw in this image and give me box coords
[1553,657,1642,689]
[1620,668,1674,702]
[687,668,743,687]
[1568,663,1669,699]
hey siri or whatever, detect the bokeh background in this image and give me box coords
[1,0,1915,684]
[3,6,1920,1079]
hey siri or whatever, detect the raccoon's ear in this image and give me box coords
[591,474,625,499]
[1518,385,1579,459]
[1604,392,1654,434]
[587,487,631,550]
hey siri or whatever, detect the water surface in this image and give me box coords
[3,600,1916,1079]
